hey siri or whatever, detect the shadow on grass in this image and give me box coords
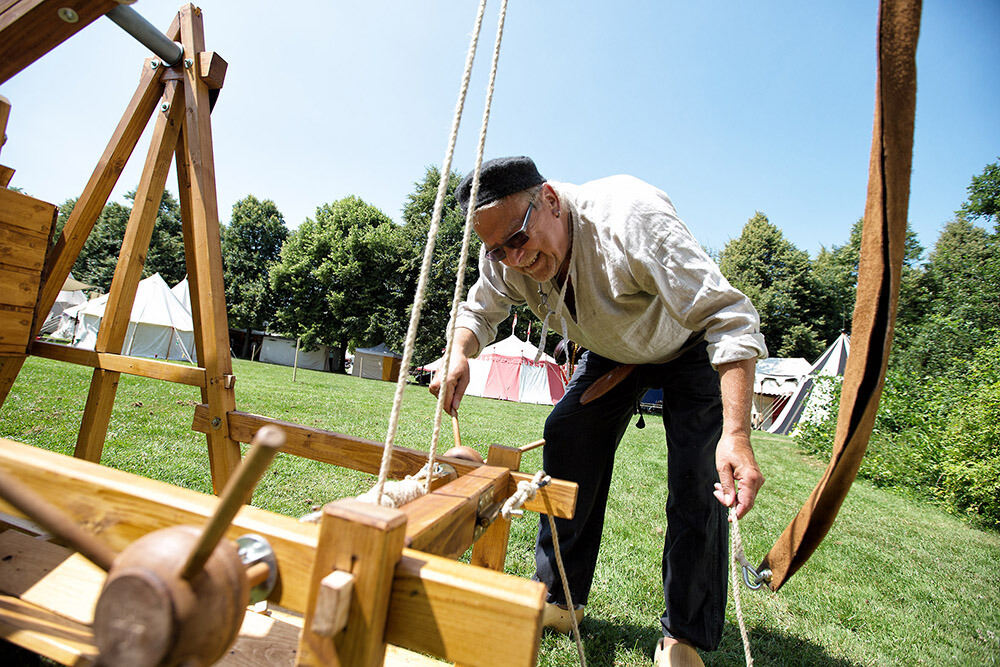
[563,618,860,667]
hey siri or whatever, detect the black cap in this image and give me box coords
[457,156,545,213]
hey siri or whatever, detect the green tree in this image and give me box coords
[270,196,406,370]
[395,166,480,366]
[719,212,824,358]
[958,158,1000,228]
[54,190,187,291]
[222,195,288,357]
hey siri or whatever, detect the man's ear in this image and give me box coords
[540,183,559,216]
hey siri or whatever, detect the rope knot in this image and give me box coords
[500,470,550,520]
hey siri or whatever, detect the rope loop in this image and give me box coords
[500,470,550,520]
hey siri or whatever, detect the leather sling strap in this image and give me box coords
[759,0,921,591]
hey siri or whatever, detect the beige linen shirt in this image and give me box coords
[456,175,767,368]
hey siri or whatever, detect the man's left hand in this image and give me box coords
[714,432,764,520]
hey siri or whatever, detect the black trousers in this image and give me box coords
[535,342,728,651]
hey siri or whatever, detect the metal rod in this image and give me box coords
[106,5,183,66]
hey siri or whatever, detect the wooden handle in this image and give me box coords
[451,413,462,448]
[0,467,117,571]
[181,425,285,580]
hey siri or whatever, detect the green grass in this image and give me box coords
[2,356,999,666]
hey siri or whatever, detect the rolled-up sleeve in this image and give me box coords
[634,214,768,368]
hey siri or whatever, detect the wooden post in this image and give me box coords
[297,499,406,666]
[74,80,184,462]
[470,444,523,571]
[0,94,13,187]
[293,336,300,382]
[176,4,240,493]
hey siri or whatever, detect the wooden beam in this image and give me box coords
[298,500,406,666]
[471,444,523,570]
[30,341,207,387]
[36,57,162,343]
[177,4,240,494]
[0,437,547,665]
[0,0,120,85]
[191,407,578,520]
[385,550,545,666]
[74,80,185,463]
[401,465,509,558]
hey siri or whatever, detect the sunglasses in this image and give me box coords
[484,201,534,262]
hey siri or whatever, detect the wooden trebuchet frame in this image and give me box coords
[0,3,578,665]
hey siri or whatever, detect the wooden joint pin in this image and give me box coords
[311,570,355,637]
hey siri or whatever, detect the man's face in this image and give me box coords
[474,186,568,282]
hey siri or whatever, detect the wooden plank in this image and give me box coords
[177,4,240,495]
[0,93,9,156]
[30,340,207,387]
[0,165,13,188]
[192,407,578,520]
[400,494,473,559]
[0,593,98,665]
[0,438,548,665]
[0,529,106,625]
[471,444,522,571]
[0,223,49,271]
[0,186,56,238]
[0,264,41,309]
[0,0,119,85]
[37,58,161,341]
[198,51,228,89]
[385,550,545,667]
[0,437,320,614]
[298,499,406,666]
[0,304,32,353]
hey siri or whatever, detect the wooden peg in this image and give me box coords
[181,424,284,580]
[311,570,355,637]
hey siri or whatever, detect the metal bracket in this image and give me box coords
[237,533,278,604]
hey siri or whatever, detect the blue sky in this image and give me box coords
[1,1,997,257]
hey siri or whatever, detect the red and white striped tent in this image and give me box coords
[423,333,567,405]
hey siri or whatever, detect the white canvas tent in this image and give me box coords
[353,343,402,381]
[43,274,88,336]
[421,333,567,406]
[259,335,329,371]
[61,273,197,363]
[752,357,812,430]
[767,333,851,435]
[171,276,191,312]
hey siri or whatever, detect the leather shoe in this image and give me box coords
[653,638,704,666]
[541,602,584,634]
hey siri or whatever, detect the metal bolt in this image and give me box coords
[150,60,160,69]
[184,58,194,69]
[160,102,170,113]
[57,7,79,23]
[211,417,222,429]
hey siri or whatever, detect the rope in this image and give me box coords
[424,0,509,493]
[501,470,548,519]
[729,508,754,667]
[542,482,587,667]
[374,0,490,503]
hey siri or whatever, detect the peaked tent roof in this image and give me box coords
[355,342,402,358]
[171,276,191,313]
[766,333,851,435]
[77,273,193,330]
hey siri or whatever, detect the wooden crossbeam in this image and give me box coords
[0,0,120,85]
[30,341,207,387]
[0,437,546,665]
[191,406,578,520]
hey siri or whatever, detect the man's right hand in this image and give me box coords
[428,327,480,416]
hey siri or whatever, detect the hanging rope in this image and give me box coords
[373,0,490,503]
[729,509,754,667]
[424,0,509,493]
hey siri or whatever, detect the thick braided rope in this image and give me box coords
[425,0,509,491]
[374,0,489,503]
[500,470,547,519]
[729,508,754,667]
